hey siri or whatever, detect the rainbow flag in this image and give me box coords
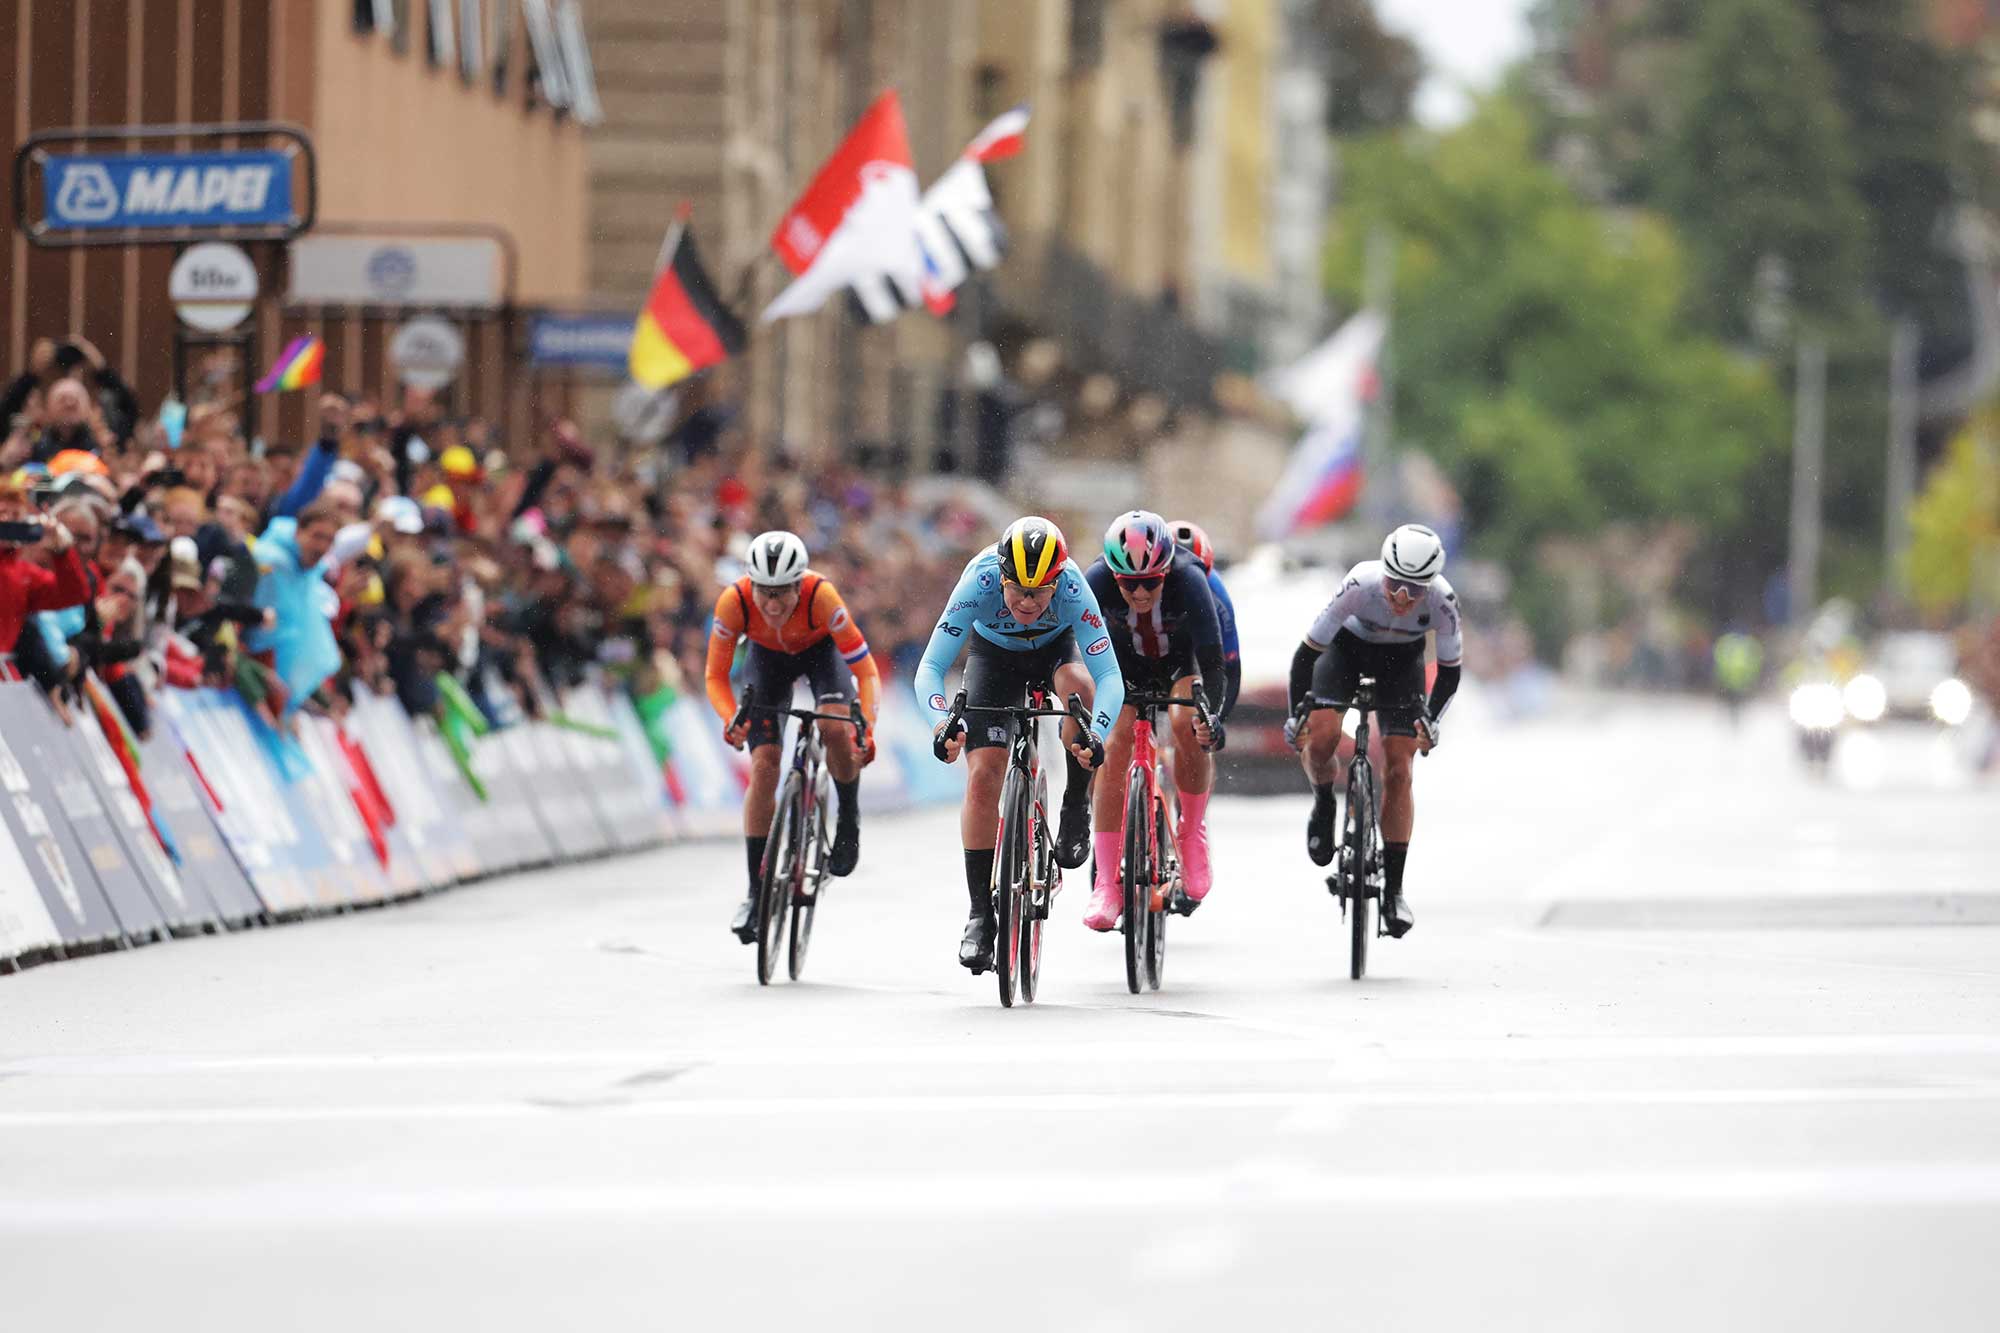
[255,335,324,393]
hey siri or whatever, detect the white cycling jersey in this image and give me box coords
[1307,560,1463,665]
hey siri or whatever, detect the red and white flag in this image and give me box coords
[966,105,1030,164]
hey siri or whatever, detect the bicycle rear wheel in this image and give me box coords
[1122,778,1149,994]
[756,776,801,985]
[1019,791,1048,1003]
[1344,759,1375,980]
[787,785,827,981]
[1146,796,1169,990]
[995,766,1030,1008]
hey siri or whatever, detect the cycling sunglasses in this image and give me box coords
[1384,576,1428,600]
[1115,574,1165,591]
[1000,579,1055,596]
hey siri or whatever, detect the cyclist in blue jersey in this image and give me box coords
[1168,520,1241,720]
[914,516,1123,972]
[1085,512,1226,925]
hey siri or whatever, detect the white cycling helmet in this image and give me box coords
[1381,523,1445,583]
[746,530,809,587]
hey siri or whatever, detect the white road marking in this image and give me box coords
[7,1032,2000,1079]
[6,1163,2000,1229]
[2,1083,1996,1129]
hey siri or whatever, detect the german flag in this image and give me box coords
[629,225,747,390]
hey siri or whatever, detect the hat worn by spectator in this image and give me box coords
[376,495,425,535]
[114,512,167,545]
[439,445,482,480]
[48,449,108,477]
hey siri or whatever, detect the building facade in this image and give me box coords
[2,0,598,445]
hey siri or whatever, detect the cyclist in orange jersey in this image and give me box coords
[706,531,881,943]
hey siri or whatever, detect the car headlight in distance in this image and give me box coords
[1931,677,1974,727]
[1843,673,1887,723]
[1789,682,1843,729]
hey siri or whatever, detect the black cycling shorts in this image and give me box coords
[1309,629,1428,738]
[961,630,1076,751]
[743,638,853,749]
[1113,637,1196,704]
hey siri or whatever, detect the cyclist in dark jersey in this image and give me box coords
[1168,519,1241,720]
[1082,510,1227,925]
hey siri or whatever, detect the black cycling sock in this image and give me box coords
[835,776,859,817]
[746,835,768,893]
[964,848,995,918]
[1313,782,1335,804]
[1063,746,1093,806]
[1385,841,1409,897]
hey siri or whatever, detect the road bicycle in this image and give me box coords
[1116,685,1214,994]
[937,687,1094,1008]
[1296,677,1385,980]
[730,688,867,985]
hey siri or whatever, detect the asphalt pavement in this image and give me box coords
[2,695,1997,1331]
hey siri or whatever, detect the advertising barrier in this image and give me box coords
[1,674,960,975]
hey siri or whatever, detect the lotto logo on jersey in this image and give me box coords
[1086,638,1110,656]
[929,693,947,712]
[1080,610,1102,628]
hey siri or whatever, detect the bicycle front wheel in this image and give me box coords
[995,765,1031,1008]
[1019,790,1048,1004]
[1122,777,1149,995]
[788,787,827,981]
[1344,760,1375,981]
[756,776,802,985]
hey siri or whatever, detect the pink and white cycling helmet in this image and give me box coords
[1102,510,1175,579]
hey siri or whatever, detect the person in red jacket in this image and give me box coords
[0,480,88,661]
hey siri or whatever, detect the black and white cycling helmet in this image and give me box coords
[1381,523,1445,584]
[747,530,809,587]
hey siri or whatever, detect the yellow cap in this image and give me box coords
[440,445,480,478]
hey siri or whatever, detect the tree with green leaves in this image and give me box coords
[1327,102,1787,635]
[1316,0,1423,135]
[1662,0,1870,341]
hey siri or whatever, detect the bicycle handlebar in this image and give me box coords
[729,690,870,747]
[934,689,1099,764]
[1127,678,1221,752]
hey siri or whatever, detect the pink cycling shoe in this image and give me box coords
[1083,829,1123,931]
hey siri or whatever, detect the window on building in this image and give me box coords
[490,0,514,94]
[427,0,457,68]
[522,0,571,111]
[556,1,603,125]
[459,0,485,81]
[1069,0,1106,73]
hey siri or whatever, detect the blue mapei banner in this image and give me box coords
[44,150,295,232]
[527,313,634,370]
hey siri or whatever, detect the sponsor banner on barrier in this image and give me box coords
[0,684,129,946]
[572,688,674,851]
[66,699,219,933]
[159,690,314,915]
[136,729,263,924]
[354,698,476,885]
[0,814,62,964]
[660,695,746,837]
[417,717,505,877]
[292,717,394,905]
[5,688,168,942]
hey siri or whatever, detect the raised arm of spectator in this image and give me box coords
[270,395,348,519]
[0,372,35,427]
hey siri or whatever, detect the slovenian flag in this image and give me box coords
[1256,311,1386,540]
[255,335,323,394]
[629,222,748,390]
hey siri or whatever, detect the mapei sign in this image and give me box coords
[13,124,316,247]
[45,151,294,231]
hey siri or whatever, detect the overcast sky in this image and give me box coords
[1373,0,1536,126]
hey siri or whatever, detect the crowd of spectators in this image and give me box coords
[0,332,997,749]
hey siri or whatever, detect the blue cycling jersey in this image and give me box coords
[913,550,1125,736]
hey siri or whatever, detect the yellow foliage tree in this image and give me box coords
[1907,407,2000,618]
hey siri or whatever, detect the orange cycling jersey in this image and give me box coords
[705,572,882,723]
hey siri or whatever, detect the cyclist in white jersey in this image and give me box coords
[1284,524,1464,937]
